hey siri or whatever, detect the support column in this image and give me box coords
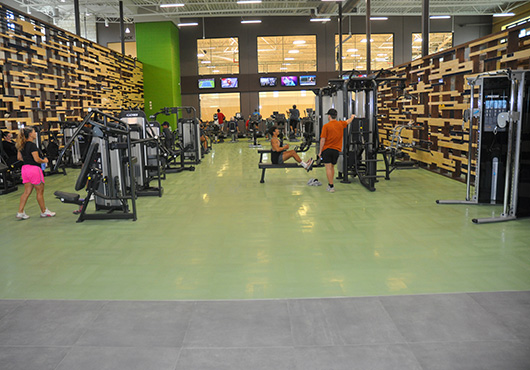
[339,2,343,75]
[366,0,371,74]
[422,0,430,57]
[74,0,80,36]
[119,1,125,55]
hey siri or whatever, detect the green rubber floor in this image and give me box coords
[1,141,529,301]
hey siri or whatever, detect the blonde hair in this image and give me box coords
[15,127,35,151]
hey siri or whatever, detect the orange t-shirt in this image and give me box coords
[321,120,348,151]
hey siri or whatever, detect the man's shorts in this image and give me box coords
[321,148,340,165]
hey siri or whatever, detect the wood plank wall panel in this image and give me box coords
[0,5,143,131]
[379,24,530,181]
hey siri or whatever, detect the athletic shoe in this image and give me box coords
[305,158,314,172]
[326,185,335,193]
[40,209,56,218]
[307,178,316,185]
[16,212,30,220]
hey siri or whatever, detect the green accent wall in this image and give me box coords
[136,22,182,128]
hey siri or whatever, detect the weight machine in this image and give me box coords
[119,110,163,197]
[54,108,138,222]
[437,69,530,223]
[150,106,202,166]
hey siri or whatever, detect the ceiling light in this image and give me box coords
[178,22,199,27]
[160,3,185,7]
[201,60,211,64]
[125,27,131,34]
[351,54,361,57]
[293,40,306,45]
[241,20,261,24]
[493,13,515,17]
[197,53,205,57]
[430,15,450,19]
[283,63,291,65]
[285,57,295,60]
[370,17,388,20]
[104,19,109,27]
[347,48,358,52]
[360,38,374,43]
[237,0,262,3]
[288,50,300,54]
[310,18,331,22]
[377,53,386,56]
[213,70,220,73]
[280,68,287,70]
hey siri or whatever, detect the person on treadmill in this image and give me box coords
[269,125,313,171]
[287,105,300,136]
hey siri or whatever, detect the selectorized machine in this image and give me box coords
[314,70,407,191]
[437,69,530,223]
[54,108,138,222]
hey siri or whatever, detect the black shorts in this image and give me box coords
[289,119,298,130]
[321,148,340,165]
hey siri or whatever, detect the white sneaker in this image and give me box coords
[305,158,314,172]
[326,185,335,193]
[40,209,56,218]
[16,212,30,220]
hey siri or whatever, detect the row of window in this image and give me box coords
[197,33,453,75]
[199,91,315,123]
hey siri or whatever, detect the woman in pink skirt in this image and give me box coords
[15,127,55,220]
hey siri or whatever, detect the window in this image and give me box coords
[199,93,241,122]
[335,34,393,71]
[259,91,315,121]
[411,33,453,60]
[258,35,317,73]
[107,42,137,58]
[197,38,239,75]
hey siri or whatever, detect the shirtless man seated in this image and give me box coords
[268,125,313,171]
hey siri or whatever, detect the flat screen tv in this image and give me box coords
[221,77,238,88]
[300,75,317,86]
[198,78,215,89]
[260,77,278,87]
[281,76,298,87]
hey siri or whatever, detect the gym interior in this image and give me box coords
[1,1,530,369]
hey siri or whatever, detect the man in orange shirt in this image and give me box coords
[318,108,355,193]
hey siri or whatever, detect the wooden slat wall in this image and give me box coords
[379,24,530,181]
[0,5,143,131]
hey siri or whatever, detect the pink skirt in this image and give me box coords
[21,165,45,185]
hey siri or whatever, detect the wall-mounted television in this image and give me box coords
[198,78,215,89]
[281,76,298,87]
[300,75,317,86]
[260,77,278,87]
[221,77,238,88]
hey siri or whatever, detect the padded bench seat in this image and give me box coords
[258,149,318,183]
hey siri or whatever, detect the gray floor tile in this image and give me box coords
[55,346,180,370]
[0,300,104,346]
[176,347,297,370]
[183,300,292,348]
[289,297,405,346]
[0,346,69,370]
[410,341,530,370]
[294,344,423,370]
[76,301,195,347]
[380,293,517,343]
[0,300,24,321]
[469,291,530,342]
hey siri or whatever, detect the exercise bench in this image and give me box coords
[258,149,316,183]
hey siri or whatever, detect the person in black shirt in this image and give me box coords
[1,131,18,165]
[15,127,55,220]
[287,105,300,136]
[268,125,313,171]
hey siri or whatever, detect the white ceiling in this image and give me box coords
[8,0,529,24]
